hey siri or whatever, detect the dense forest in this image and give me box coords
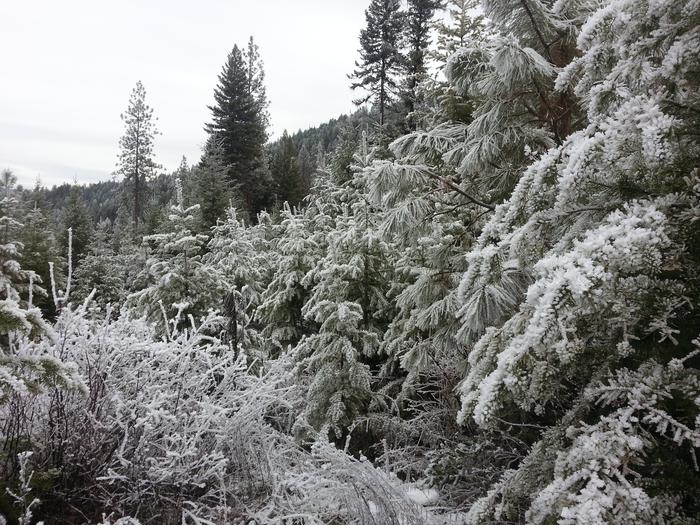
[1,0,699,523]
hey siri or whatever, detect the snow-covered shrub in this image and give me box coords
[1,299,456,524]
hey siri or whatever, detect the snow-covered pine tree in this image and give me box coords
[127,180,224,335]
[362,3,488,391]
[192,138,235,229]
[456,0,700,522]
[0,171,76,408]
[0,171,50,343]
[293,135,395,433]
[204,207,271,356]
[256,204,320,355]
[432,0,485,64]
[71,219,130,311]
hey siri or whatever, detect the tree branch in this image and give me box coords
[421,169,495,211]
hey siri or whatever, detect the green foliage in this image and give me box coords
[60,185,93,262]
[402,0,442,129]
[17,203,57,317]
[350,0,405,126]
[270,130,307,208]
[206,43,270,217]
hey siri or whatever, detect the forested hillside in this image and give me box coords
[1,0,699,524]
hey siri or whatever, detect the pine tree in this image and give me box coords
[432,0,484,63]
[19,203,59,317]
[127,180,224,335]
[288,135,395,434]
[257,206,319,353]
[206,43,269,217]
[244,36,270,131]
[193,139,235,229]
[358,0,587,505]
[402,0,442,129]
[296,143,315,197]
[116,81,161,232]
[451,1,700,522]
[60,185,93,262]
[204,207,271,356]
[71,220,129,311]
[270,131,306,208]
[349,0,405,127]
[0,170,50,345]
[426,0,486,123]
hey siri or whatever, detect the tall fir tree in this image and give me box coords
[206,43,269,217]
[349,0,405,127]
[402,0,442,129]
[244,36,270,131]
[116,81,160,232]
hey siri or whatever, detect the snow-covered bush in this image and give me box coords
[1,299,454,523]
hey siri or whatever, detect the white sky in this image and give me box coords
[0,0,368,187]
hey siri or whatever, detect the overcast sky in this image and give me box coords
[0,0,367,187]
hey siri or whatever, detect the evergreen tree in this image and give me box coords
[206,43,269,217]
[193,139,235,229]
[127,180,224,335]
[244,36,270,131]
[72,220,129,311]
[295,138,394,432]
[360,0,586,505]
[205,207,271,356]
[60,185,93,262]
[450,1,700,522]
[116,81,161,232]
[19,203,60,317]
[257,206,318,352]
[270,131,306,208]
[296,143,315,198]
[432,0,484,63]
[402,0,442,129]
[0,170,49,344]
[349,0,405,127]
[143,172,177,235]
[111,204,135,254]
